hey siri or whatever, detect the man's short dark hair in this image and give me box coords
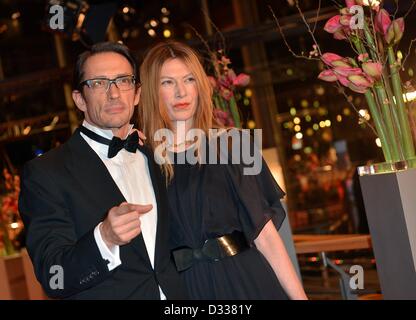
[73,42,138,91]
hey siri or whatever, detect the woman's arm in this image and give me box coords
[254,220,308,300]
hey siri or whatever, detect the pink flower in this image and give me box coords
[333,66,363,77]
[345,0,365,7]
[324,15,342,33]
[348,83,370,93]
[333,30,348,40]
[220,56,231,67]
[375,9,391,36]
[324,15,352,40]
[337,75,351,87]
[213,109,234,127]
[220,87,234,100]
[362,62,383,80]
[233,73,250,87]
[385,18,405,44]
[358,53,369,62]
[321,53,345,66]
[345,0,356,8]
[345,0,365,8]
[208,76,218,89]
[318,70,338,82]
[339,15,352,27]
[348,74,373,87]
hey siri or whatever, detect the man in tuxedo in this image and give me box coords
[18,42,187,299]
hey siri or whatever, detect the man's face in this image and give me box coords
[72,52,140,131]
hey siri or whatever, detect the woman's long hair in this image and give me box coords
[139,40,220,182]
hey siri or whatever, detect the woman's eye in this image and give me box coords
[185,77,196,83]
[161,80,173,85]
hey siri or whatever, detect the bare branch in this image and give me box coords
[404,0,416,19]
[402,38,416,69]
[393,0,400,19]
[184,24,221,77]
[268,5,320,61]
[336,84,379,136]
[295,0,324,57]
[201,8,226,53]
[312,0,322,35]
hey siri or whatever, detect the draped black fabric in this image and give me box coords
[167,146,289,300]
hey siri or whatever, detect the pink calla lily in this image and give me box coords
[321,53,346,66]
[333,30,348,40]
[318,70,338,82]
[348,74,373,88]
[331,60,353,68]
[337,75,351,87]
[385,18,405,44]
[324,15,352,40]
[220,87,234,101]
[345,0,356,8]
[348,82,370,93]
[345,0,365,8]
[362,62,383,80]
[358,53,369,62]
[233,73,250,87]
[333,66,363,77]
[339,15,352,27]
[375,9,392,36]
[324,15,343,33]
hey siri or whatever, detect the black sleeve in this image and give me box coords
[18,161,112,299]
[225,156,287,244]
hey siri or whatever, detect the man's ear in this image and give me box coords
[134,86,141,106]
[72,90,87,112]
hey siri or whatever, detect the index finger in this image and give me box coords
[115,203,153,215]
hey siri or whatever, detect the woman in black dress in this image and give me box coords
[139,41,307,300]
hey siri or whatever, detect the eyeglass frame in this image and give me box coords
[79,75,139,93]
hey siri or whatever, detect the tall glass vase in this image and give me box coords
[358,160,416,299]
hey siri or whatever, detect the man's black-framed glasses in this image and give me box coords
[80,75,137,93]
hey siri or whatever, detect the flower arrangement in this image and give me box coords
[0,168,22,256]
[272,0,416,165]
[208,50,250,128]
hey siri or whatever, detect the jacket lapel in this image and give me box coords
[65,129,152,267]
[138,144,168,271]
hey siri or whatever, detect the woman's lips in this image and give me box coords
[173,103,190,109]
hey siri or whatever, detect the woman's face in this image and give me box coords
[159,58,198,126]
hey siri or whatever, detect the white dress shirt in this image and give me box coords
[80,120,166,299]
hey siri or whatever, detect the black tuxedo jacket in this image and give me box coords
[18,128,187,299]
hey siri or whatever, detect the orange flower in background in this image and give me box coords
[0,168,22,256]
[209,50,251,128]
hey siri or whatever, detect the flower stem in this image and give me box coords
[387,46,416,159]
[352,36,396,162]
[374,84,402,161]
[229,96,241,128]
[381,71,405,158]
[364,90,393,162]
[363,24,379,62]
[218,95,227,111]
[364,22,402,160]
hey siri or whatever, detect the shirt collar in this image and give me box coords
[81,120,134,160]
[82,120,134,140]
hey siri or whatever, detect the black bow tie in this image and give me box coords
[79,125,140,158]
